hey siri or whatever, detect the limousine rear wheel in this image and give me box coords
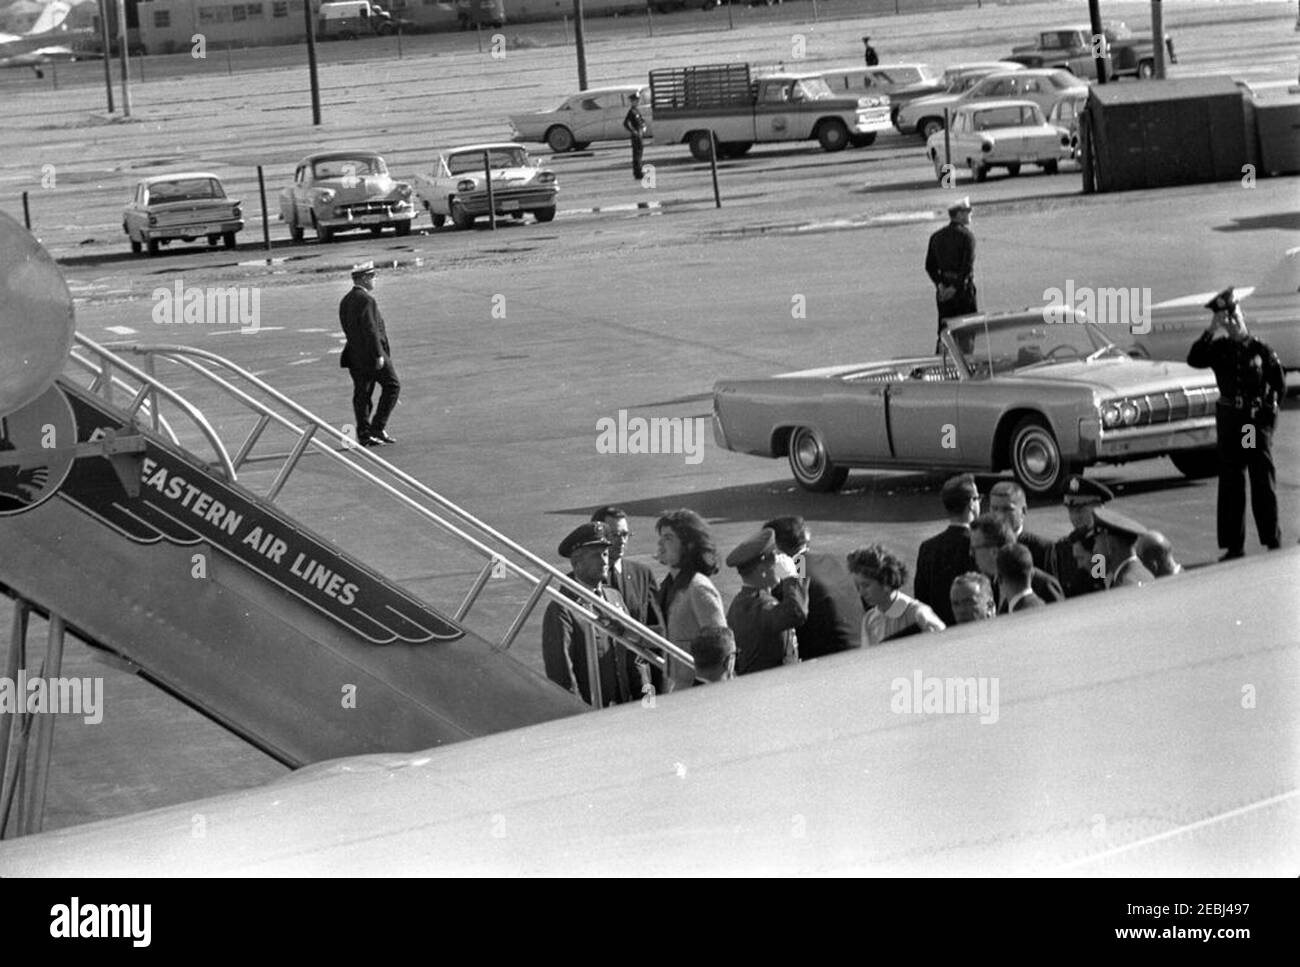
[1009,416,1067,496]
[788,426,849,493]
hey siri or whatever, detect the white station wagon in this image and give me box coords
[926,99,1073,183]
[508,85,650,153]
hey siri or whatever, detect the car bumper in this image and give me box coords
[1089,419,1217,462]
[318,210,414,229]
[140,220,244,239]
[454,188,557,215]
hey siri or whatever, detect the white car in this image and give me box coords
[897,68,1087,139]
[508,85,649,153]
[1047,90,1090,160]
[926,100,1073,183]
[412,143,558,230]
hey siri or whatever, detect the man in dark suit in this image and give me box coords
[339,261,400,447]
[990,480,1053,573]
[765,515,862,659]
[970,514,1063,608]
[995,545,1045,613]
[591,505,662,631]
[913,473,980,626]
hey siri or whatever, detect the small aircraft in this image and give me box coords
[0,2,91,74]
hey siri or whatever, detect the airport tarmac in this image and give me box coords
[1,0,1298,834]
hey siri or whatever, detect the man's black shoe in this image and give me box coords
[1219,549,1244,561]
[360,435,382,448]
[370,430,397,445]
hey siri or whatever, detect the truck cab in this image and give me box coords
[318,1,401,39]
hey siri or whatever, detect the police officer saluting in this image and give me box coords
[1187,287,1286,560]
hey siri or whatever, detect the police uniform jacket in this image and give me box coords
[1187,332,1285,421]
[542,581,639,706]
[339,285,391,372]
[925,223,976,288]
[728,576,808,674]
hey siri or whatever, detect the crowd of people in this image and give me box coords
[538,286,1285,706]
[539,475,1191,704]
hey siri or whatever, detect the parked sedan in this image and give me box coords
[508,85,649,153]
[279,151,414,243]
[927,99,1074,182]
[1047,89,1090,160]
[897,68,1087,139]
[122,173,243,256]
[412,143,558,230]
[712,309,1220,496]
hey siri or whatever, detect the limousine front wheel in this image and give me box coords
[788,426,849,493]
[1009,416,1068,496]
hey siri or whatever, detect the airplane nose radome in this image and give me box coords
[0,211,75,419]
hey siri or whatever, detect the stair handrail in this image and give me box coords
[67,335,696,682]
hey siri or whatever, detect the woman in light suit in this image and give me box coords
[655,509,727,690]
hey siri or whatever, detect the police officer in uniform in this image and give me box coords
[925,197,977,351]
[725,528,807,675]
[623,91,648,180]
[1048,475,1113,597]
[1092,507,1156,589]
[1187,287,1286,560]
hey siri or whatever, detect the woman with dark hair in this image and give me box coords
[655,509,727,690]
[847,543,945,646]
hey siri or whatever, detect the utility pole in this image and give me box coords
[304,0,322,124]
[115,0,131,116]
[1088,0,1107,84]
[97,0,114,112]
[1151,0,1166,78]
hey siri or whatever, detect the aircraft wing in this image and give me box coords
[1,550,1297,876]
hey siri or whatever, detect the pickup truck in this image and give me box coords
[648,63,893,159]
[1009,22,1176,80]
[317,1,410,39]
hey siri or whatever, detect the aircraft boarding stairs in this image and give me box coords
[1,253,692,841]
